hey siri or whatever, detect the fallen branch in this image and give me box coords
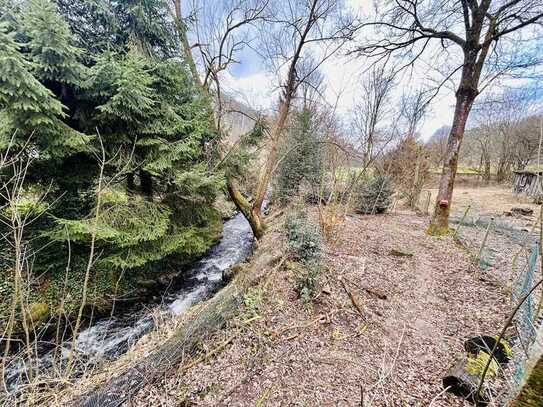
[340,279,364,317]
[362,286,387,300]
[389,249,414,258]
[273,314,328,338]
[179,335,235,372]
[343,276,387,300]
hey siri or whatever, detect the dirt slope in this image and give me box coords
[131,210,510,406]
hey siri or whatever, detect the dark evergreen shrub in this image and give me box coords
[283,211,322,303]
[356,175,393,214]
[283,211,322,263]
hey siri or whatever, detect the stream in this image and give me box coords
[3,212,254,393]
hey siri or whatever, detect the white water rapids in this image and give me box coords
[3,213,254,393]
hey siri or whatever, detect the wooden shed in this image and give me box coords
[513,170,543,197]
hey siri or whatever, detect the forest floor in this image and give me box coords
[43,184,534,406]
[120,187,526,406]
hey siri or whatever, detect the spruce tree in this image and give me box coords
[22,0,84,86]
[0,0,222,327]
[0,22,65,150]
[277,107,323,204]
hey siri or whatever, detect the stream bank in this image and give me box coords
[2,211,253,400]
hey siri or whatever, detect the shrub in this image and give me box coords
[356,175,394,214]
[276,108,323,205]
[283,211,322,263]
[283,211,323,303]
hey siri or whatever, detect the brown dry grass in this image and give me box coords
[426,184,537,218]
[125,209,511,407]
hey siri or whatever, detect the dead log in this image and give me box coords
[74,251,282,407]
[443,358,490,406]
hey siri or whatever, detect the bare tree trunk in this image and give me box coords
[484,155,491,183]
[496,159,510,183]
[478,151,484,179]
[253,101,291,212]
[409,149,423,209]
[174,0,202,88]
[428,89,474,235]
[140,169,153,199]
[126,172,135,193]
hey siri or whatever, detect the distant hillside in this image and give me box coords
[220,95,259,138]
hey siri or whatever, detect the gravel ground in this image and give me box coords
[131,210,512,407]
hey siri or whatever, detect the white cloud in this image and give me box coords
[220,70,277,111]
[215,0,459,141]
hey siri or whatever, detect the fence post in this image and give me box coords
[453,205,471,239]
[476,217,494,266]
[424,190,431,215]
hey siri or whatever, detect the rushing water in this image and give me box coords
[3,213,254,392]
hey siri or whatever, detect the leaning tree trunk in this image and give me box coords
[428,89,475,236]
[226,177,265,239]
[251,100,291,222]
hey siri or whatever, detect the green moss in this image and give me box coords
[465,352,498,377]
[426,223,450,236]
[495,336,513,359]
[27,302,50,322]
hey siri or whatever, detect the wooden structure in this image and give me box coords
[512,170,543,197]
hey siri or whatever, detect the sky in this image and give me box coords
[198,0,541,142]
[215,0,457,141]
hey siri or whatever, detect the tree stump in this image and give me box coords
[443,358,490,405]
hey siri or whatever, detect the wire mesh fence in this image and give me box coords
[510,242,540,387]
[450,208,543,397]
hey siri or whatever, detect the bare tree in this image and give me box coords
[179,0,354,238]
[352,63,396,166]
[400,87,428,139]
[467,86,540,182]
[512,115,543,170]
[427,125,451,167]
[355,0,543,235]
[398,88,429,208]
